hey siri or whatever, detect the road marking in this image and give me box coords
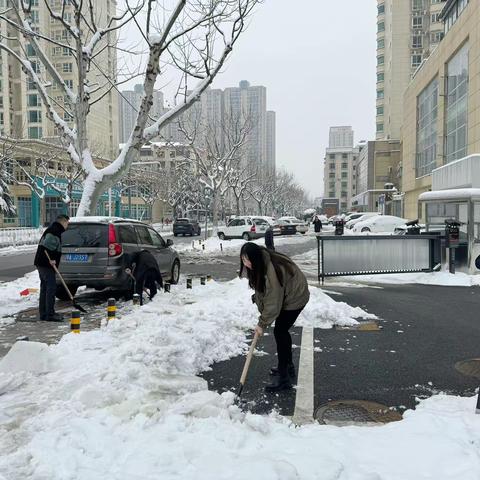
[292,326,315,425]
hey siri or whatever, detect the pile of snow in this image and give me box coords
[0,270,39,326]
[0,278,379,478]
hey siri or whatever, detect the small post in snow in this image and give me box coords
[476,390,480,414]
[107,298,116,322]
[71,310,80,334]
[164,282,171,293]
[186,277,192,289]
[220,243,223,253]
[133,294,140,306]
[200,276,206,286]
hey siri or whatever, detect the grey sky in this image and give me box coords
[120,0,377,199]
[208,0,378,198]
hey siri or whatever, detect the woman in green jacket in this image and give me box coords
[239,242,310,392]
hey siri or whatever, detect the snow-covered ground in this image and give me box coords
[1,277,479,478]
[294,248,480,286]
[0,271,40,326]
[0,244,37,257]
[177,234,313,258]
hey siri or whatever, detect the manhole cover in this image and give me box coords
[314,400,402,426]
[455,358,480,379]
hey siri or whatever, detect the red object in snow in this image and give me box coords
[19,288,39,296]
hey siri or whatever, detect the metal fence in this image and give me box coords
[0,227,45,248]
[317,235,440,283]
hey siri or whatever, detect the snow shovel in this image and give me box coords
[236,330,261,399]
[45,251,87,313]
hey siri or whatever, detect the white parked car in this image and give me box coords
[278,217,309,234]
[346,212,379,229]
[217,216,268,240]
[353,215,408,233]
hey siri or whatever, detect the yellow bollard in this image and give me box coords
[71,310,80,334]
[133,294,140,306]
[107,298,116,322]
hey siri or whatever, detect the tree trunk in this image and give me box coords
[211,193,219,228]
[235,195,240,215]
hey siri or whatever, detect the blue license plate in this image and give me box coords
[65,253,89,262]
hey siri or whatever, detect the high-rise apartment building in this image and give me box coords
[329,126,354,148]
[323,127,359,212]
[0,0,119,160]
[119,85,164,143]
[376,0,446,141]
[160,81,276,178]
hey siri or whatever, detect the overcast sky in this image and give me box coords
[120,0,377,199]
[207,0,378,198]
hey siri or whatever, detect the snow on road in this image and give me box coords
[0,278,382,479]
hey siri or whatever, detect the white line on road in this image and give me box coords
[292,326,315,425]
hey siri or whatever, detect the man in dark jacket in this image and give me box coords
[130,250,163,305]
[34,214,70,321]
[313,216,323,233]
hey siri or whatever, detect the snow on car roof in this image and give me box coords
[70,216,145,224]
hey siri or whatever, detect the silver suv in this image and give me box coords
[56,217,180,299]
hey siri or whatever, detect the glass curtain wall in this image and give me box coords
[445,42,469,164]
[416,77,439,177]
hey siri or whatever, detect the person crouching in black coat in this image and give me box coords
[130,250,163,304]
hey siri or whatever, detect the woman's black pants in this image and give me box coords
[273,308,304,377]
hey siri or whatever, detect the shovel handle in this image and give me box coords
[239,330,260,386]
[44,250,74,302]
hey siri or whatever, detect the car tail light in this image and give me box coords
[250,225,256,233]
[108,224,122,257]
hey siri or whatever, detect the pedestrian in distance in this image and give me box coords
[239,242,310,392]
[313,215,323,233]
[264,225,275,251]
[33,214,70,322]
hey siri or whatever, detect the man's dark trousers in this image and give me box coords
[38,267,56,320]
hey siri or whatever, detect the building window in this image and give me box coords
[27,94,39,106]
[445,42,469,164]
[28,110,41,123]
[411,54,422,68]
[65,79,73,88]
[329,163,335,170]
[377,38,385,49]
[329,173,335,179]
[342,153,348,159]
[341,172,348,179]
[412,35,423,49]
[377,89,384,99]
[412,0,424,11]
[329,182,335,189]
[377,106,384,115]
[377,55,384,66]
[329,154,335,159]
[377,4,385,14]
[329,192,336,198]
[62,62,72,73]
[341,162,348,169]
[28,126,42,139]
[377,72,385,82]
[341,182,348,188]
[431,31,444,43]
[377,123,384,132]
[377,21,385,32]
[412,16,423,29]
[431,13,441,23]
[416,77,439,177]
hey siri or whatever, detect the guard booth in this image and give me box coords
[418,154,480,275]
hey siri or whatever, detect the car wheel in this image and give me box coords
[218,232,226,240]
[361,227,371,233]
[170,260,180,285]
[242,232,251,241]
[55,283,78,301]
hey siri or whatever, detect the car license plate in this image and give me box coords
[65,253,89,262]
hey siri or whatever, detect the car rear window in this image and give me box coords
[253,219,268,225]
[62,224,108,248]
[176,219,189,224]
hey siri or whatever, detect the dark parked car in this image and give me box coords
[173,218,201,236]
[276,220,297,235]
[56,217,180,299]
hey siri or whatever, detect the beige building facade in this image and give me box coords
[376,0,446,141]
[0,0,119,160]
[402,0,480,220]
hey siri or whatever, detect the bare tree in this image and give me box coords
[0,0,259,216]
[227,161,257,215]
[180,110,252,226]
[0,144,16,216]
[247,173,277,215]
